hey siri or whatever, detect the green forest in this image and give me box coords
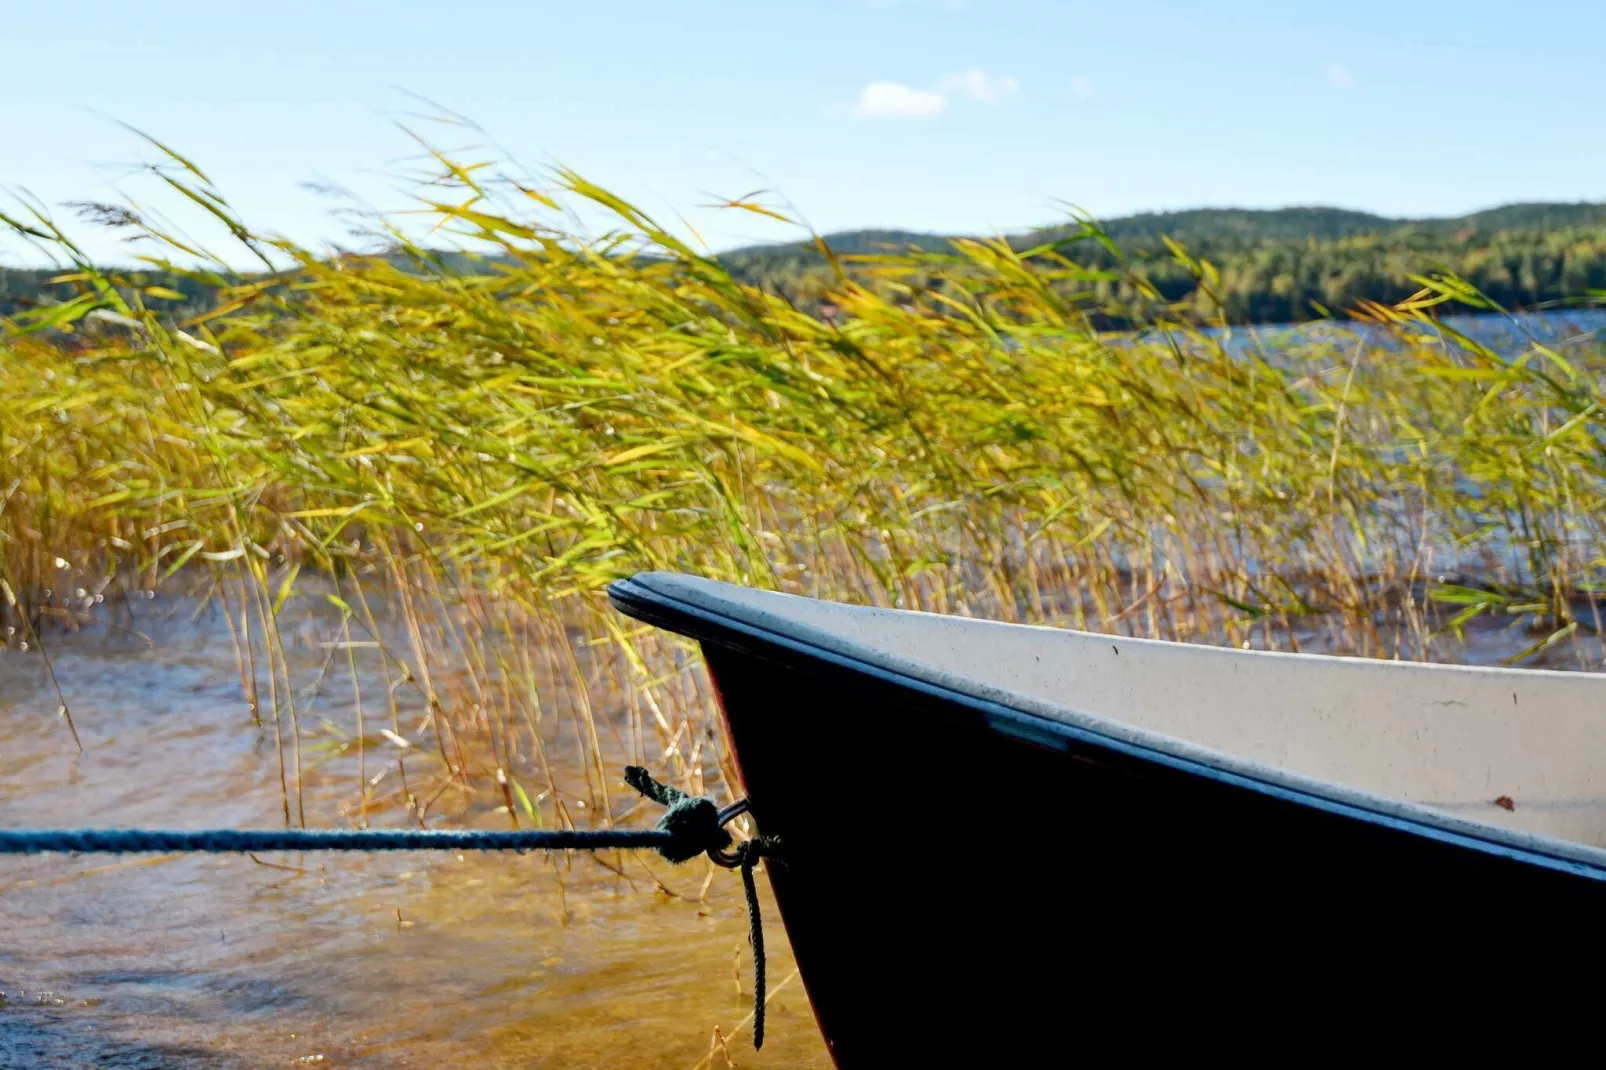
[719,202,1606,324]
[0,262,220,323]
[7,201,1606,326]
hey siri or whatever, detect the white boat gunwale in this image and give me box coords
[610,571,1606,881]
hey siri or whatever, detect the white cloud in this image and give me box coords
[848,69,1019,120]
[852,81,950,119]
[939,69,1020,105]
[1071,76,1094,99]
[1326,62,1355,90]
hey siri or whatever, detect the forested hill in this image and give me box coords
[719,202,1606,323]
[722,203,1606,260]
[7,202,1606,327]
[1025,202,1606,247]
[0,264,220,324]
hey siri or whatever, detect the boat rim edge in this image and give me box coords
[608,571,1606,884]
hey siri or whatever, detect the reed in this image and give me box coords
[4,136,1605,827]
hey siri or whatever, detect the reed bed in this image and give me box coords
[4,138,1606,827]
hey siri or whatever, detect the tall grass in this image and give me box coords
[4,136,1606,827]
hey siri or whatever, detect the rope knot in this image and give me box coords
[656,795,732,863]
[624,765,772,1049]
[623,766,732,864]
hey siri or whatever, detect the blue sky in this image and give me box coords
[4,0,1604,264]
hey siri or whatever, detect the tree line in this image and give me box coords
[8,202,1606,328]
[720,203,1606,324]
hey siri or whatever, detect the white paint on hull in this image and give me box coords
[635,573,1606,850]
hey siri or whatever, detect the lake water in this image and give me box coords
[0,605,831,1068]
[1215,307,1606,353]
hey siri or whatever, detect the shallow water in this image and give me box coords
[0,609,832,1068]
[1209,307,1606,359]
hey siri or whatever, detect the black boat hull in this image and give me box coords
[611,576,1606,1063]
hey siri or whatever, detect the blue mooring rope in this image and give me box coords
[0,826,675,854]
[0,766,778,1050]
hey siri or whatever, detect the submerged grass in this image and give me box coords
[4,135,1606,827]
